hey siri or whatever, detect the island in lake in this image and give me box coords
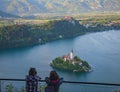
[50,50,91,72]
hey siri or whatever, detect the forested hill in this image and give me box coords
[0,17,120,49]
[0,18,86,49]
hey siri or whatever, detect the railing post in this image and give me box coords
[0,80,1,92]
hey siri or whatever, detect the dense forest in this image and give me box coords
[0,17,120,49]
[0,18,86,49]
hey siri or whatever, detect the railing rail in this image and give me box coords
[1,78,120,86]
[0,78,120,92]
[63,81,120,86]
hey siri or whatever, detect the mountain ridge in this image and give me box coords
[0,0,120,16]
[0,10,20,18]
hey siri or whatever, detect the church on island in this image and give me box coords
[62,49,82,65]
[50,50,91,72]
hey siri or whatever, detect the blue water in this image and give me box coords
[0,30,120,84]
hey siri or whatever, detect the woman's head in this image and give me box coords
[29,67,37,76]
[49,70,59,80]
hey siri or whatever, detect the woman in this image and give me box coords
[26,67,41,92]
[45,70,63,92]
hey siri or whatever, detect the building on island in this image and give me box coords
[62,49,82,65]
[63,49,74,61]
[70,49,74,60]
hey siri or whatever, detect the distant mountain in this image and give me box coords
[0,10,20,18]
[0,0,120,16]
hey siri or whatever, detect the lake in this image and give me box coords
[0,30,120,84]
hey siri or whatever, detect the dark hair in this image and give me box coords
[29,67,37,76]
[49,70,59,80]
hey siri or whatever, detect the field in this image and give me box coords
[0,13,120,26]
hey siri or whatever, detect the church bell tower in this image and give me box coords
[70,49,74,60]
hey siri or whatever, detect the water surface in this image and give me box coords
[0,30,120,84]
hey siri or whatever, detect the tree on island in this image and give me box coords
[50,50,91,72]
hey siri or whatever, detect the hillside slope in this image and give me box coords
[0,0,120,16]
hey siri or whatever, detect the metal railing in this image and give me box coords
[0,78,120,92]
